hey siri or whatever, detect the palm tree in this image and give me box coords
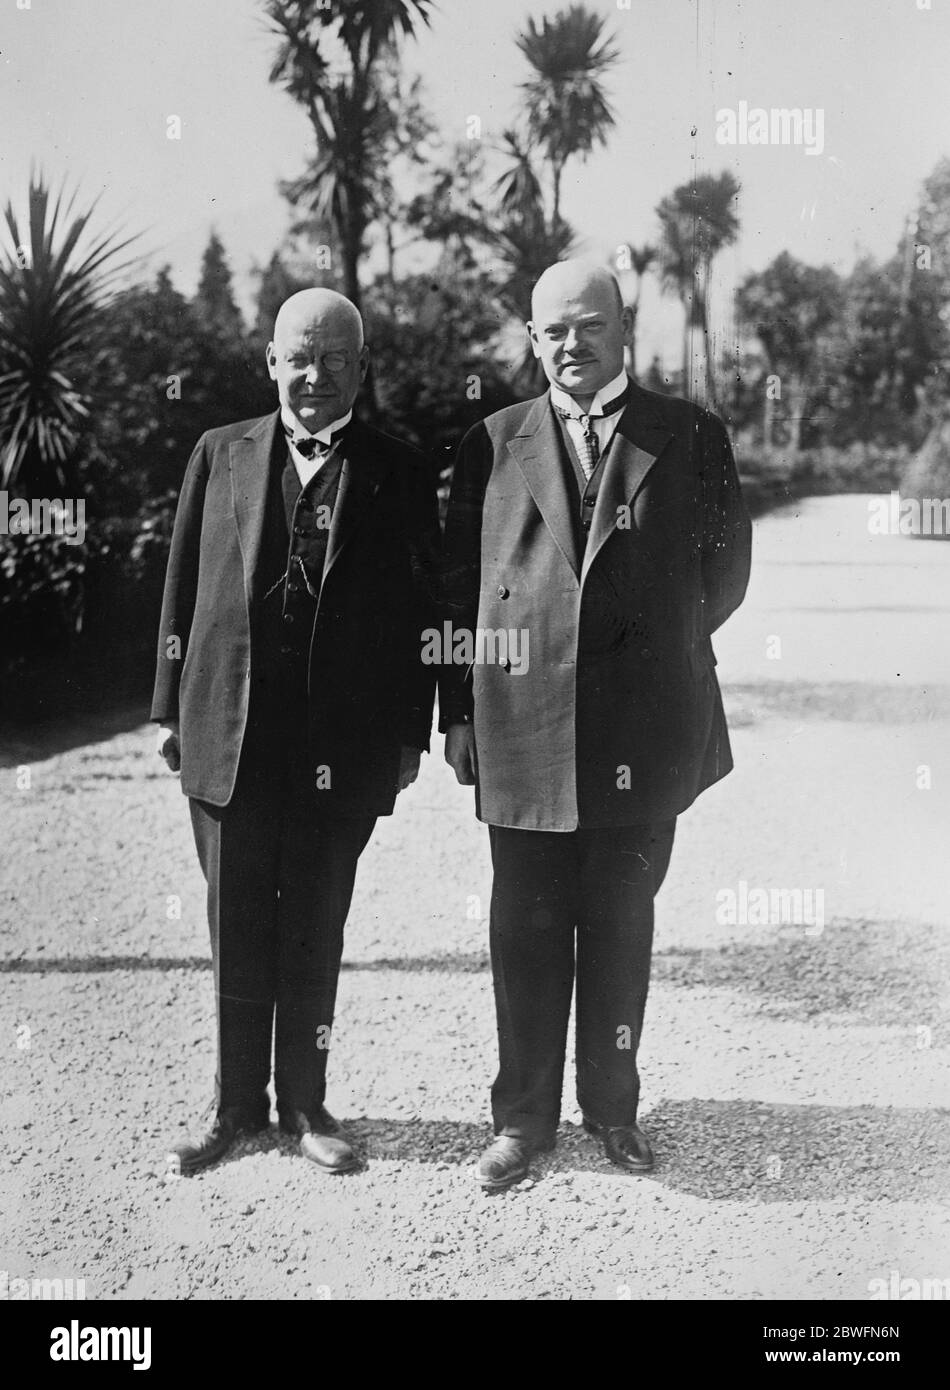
[656,171,740,408]
[0,173,134,494]
[492,129,545,226]
[494,214,577,324]
[514,4,619,230]
[265,0,434,314]
[616,242,657,376]
[492,211,577,394]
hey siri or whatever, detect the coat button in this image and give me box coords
[283,613,294,624]
[496,584,509,599]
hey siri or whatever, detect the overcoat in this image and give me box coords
[151,410,440,814]
[440,380,752,829]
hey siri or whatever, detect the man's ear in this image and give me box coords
[620,305,635,345]
[526,321,542,361]
[265,341,278,381]
[358,344,370,381]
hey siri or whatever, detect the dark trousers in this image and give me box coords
[487,819,676,1143]
[188,691,375,1120]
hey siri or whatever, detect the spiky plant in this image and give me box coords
[0,174,135,495]
[515,4,619,228]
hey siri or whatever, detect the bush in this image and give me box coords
[0,499,175,717]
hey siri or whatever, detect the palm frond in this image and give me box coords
[0,173,137,493]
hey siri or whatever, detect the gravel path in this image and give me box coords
[1,494,948,1300]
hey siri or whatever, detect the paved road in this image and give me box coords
[1,494,947,1300]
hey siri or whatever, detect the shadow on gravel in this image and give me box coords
[0,951,493,975]
[722,681,949,725]
[0,955,212,973]
[211,1107,950,1204]
[641,1098,950,1202]
[5,917,944,1024]
[0,702,150,768]
[653,916,950,1029]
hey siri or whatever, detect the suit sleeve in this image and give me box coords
[149,435,210,723]
[700,412,752,637]
[437,423,491,731]
[398,449,442,753]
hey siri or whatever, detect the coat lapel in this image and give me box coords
[581,384,674,585]
[322,418,390,580]
[506,395,580,577]
[229,411,282,605]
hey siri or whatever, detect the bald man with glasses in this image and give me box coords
[153,289,440,1175]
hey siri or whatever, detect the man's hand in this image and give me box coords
[397,746,421,794]
[444,722,477,786]
[156,720,181,773]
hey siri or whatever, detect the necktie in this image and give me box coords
[291,434,322,460]
[552,386,629,481]
[284,422,346,460]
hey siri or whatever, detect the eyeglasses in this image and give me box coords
[287,351,353,373]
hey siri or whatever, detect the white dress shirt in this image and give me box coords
[549,368,629,463]
[281,405,353,488]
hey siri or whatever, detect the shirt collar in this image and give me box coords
[549,368,629,419]
[281,404,353,447]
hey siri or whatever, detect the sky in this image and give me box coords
[2,0,948,364]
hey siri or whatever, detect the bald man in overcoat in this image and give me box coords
[442,262,752,1190]
[152,289,440,1174]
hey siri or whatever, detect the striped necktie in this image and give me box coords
[552,386,629,480]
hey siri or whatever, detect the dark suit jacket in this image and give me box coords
[151,410,440,814]
[440,379,752,830]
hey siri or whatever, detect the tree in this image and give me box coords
[195,230,245,343]
[615,242,656,376]
[252,250,311,342]
[264,0,435,314]
[898,157,950,518]
[512,4,619,230]
[656,171,740,409]
[363,50,437,285]
[365,250,519,502]
[736,251,843,460]
[0,173,135,494]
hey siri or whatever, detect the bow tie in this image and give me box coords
[284,423,346,459]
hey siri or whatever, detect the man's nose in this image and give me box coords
[562,327,582,353]
[303,362,320,385]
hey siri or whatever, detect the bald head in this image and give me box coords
[273,288,364,352]
[530,261,624,322]
[527,259,632,405]
[267,288,368,431]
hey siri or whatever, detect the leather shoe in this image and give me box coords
[476,1135,554,1192]
[168,1104,268,1177]
[583,1118,654,1173]
[279,1106,360,1173]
